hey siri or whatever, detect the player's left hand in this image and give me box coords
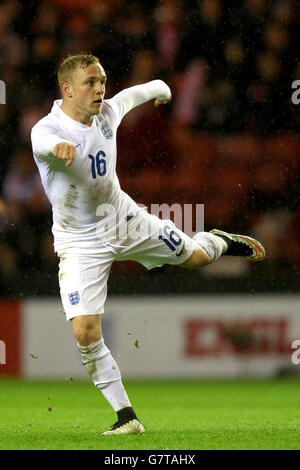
[154,93,172,107]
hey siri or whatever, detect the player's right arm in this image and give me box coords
[31,123,76,167]
[53,142,76,167]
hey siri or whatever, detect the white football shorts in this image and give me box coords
[57,210,197,320]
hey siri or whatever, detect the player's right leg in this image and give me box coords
[114,210,265,270]
[180,230,265,269]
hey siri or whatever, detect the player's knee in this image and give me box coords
[72,316,102,346]
[180,246,211,269]
[192,247,211,267]
[73,327,101,346]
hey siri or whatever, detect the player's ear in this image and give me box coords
[60,81,73,99]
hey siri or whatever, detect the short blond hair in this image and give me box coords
[58,53,100,85]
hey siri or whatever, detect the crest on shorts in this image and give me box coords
[98,120,113,140]
[69,291,80,305]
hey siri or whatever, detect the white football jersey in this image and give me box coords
[31,97,141,251]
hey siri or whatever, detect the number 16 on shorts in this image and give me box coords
[159,225,184,256]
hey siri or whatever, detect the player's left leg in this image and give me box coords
[72,313,144,435]
[58,250,144,435]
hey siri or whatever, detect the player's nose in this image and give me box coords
[96,82,105,95]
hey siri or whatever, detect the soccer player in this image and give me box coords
[31,54,265,435]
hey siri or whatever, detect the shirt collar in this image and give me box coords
[51,99,97,131]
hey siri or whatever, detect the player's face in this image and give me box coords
[71,63,107,116]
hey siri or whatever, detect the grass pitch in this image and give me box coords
[0,378,299,450]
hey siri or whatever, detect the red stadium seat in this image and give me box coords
[215,135,261,166]
[111,260,144,275]
[123,168,167,205]
[251,162,290,192]
[261,134,300,170]
[201,191,241,228]
[170,127,217,169]
[208,167,249,200]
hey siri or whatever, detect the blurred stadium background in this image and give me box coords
[1,0,300,385]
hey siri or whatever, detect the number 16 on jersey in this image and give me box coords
[88,150,107,178]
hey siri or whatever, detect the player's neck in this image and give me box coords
[60,101,93,127]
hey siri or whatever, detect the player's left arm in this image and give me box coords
[113,80,172,116]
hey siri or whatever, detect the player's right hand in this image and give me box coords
[53,142,76,167]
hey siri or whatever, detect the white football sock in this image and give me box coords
[193,232,228,262]
[78,338,131,412]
